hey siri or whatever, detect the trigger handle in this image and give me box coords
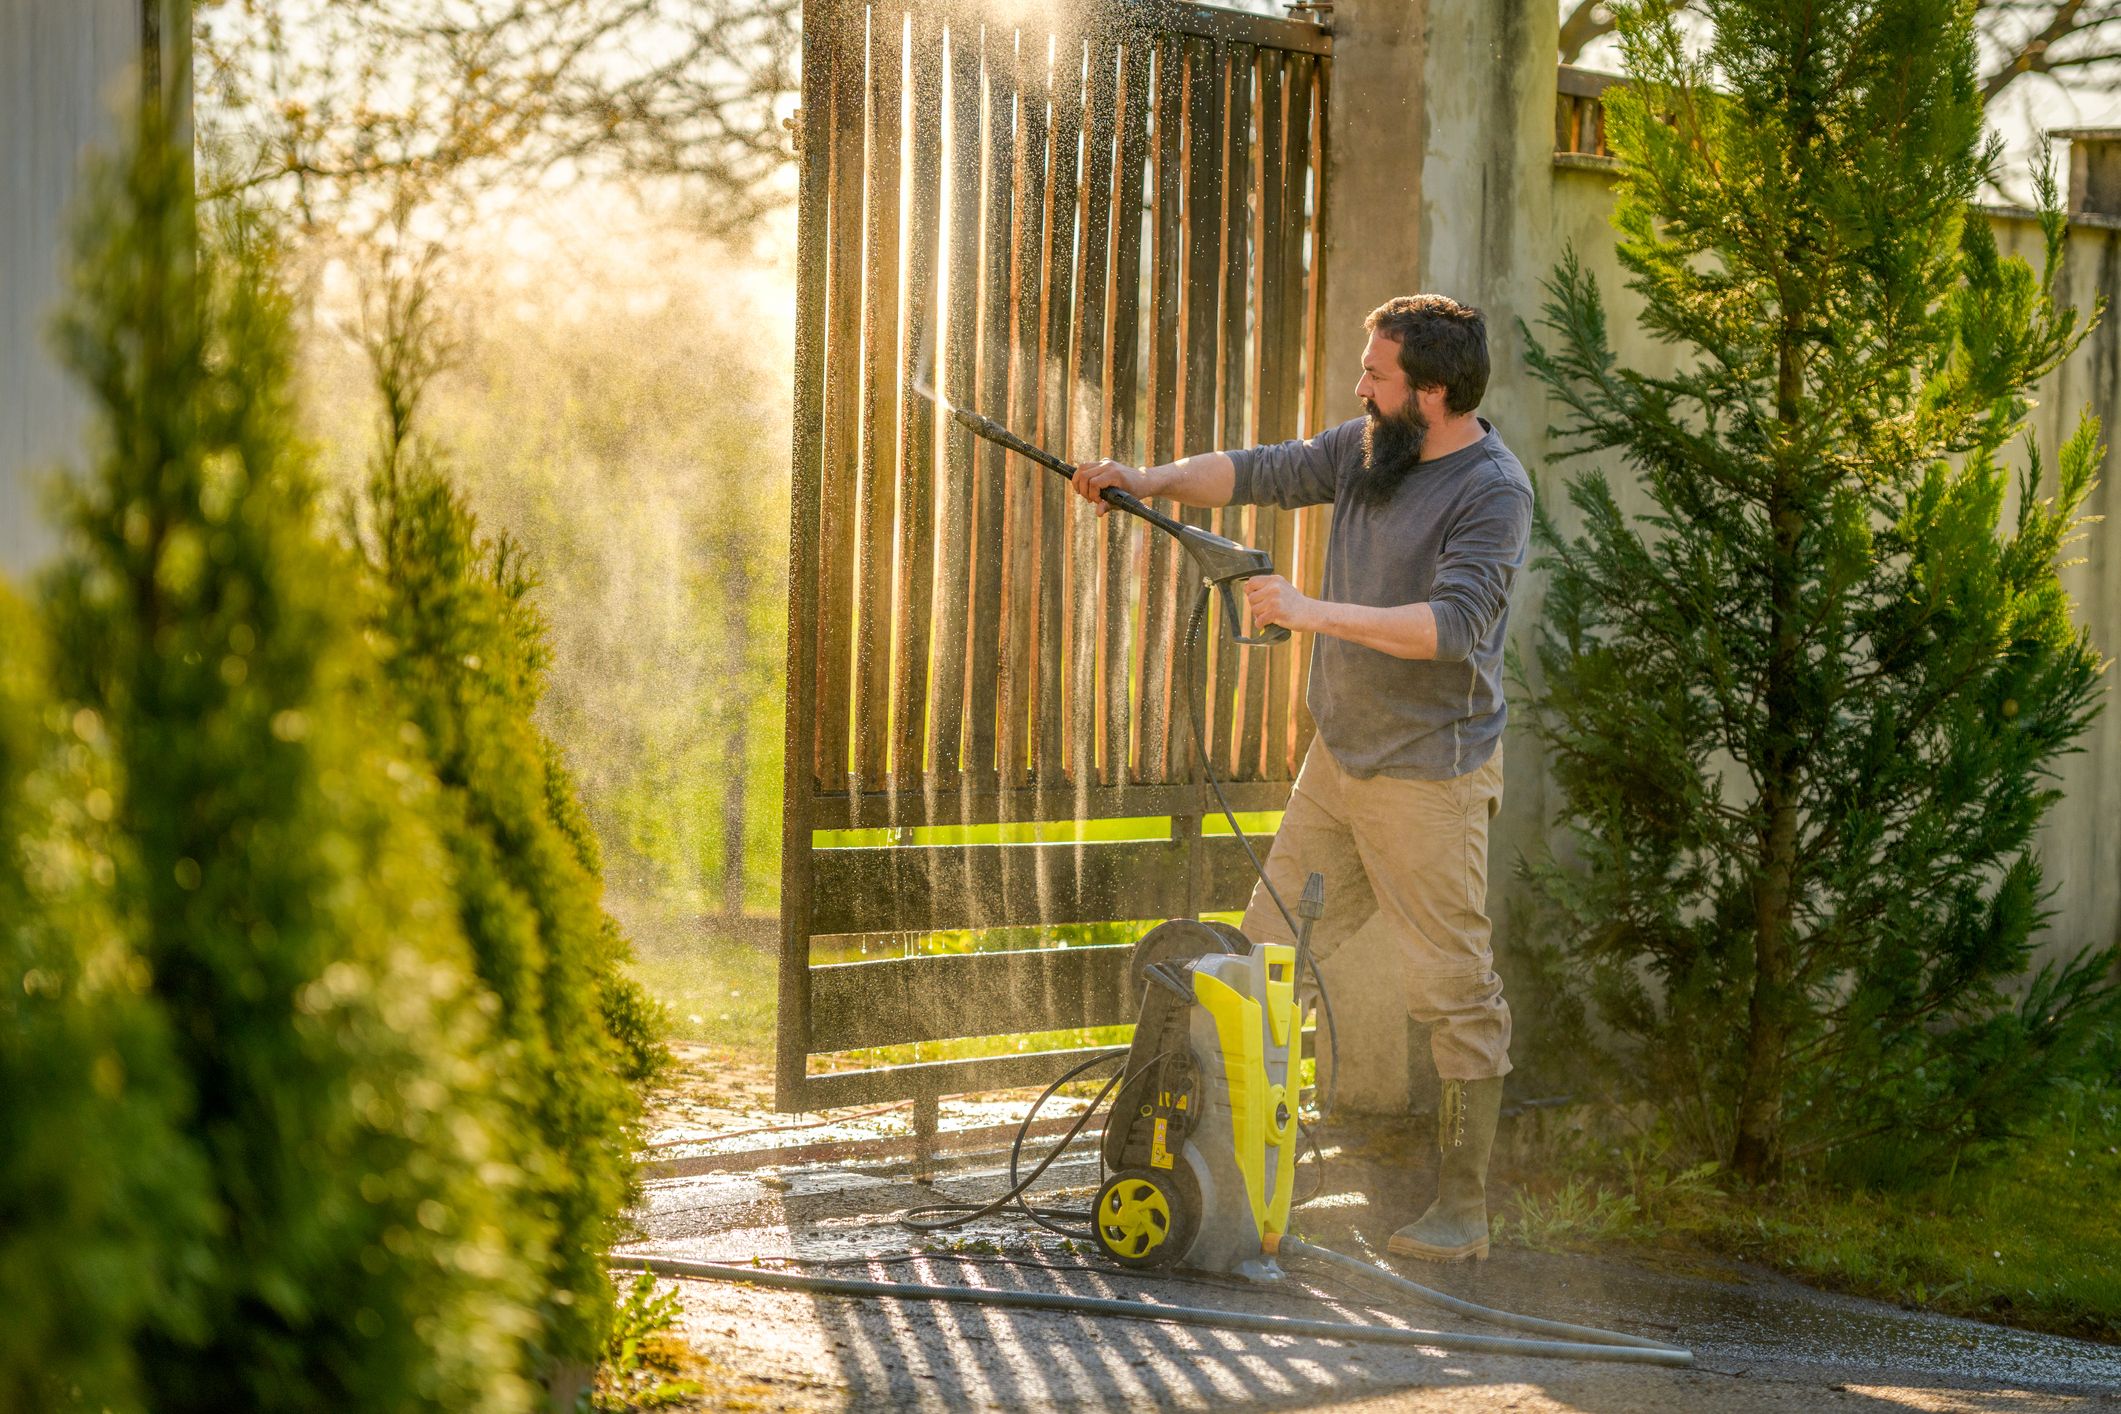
[1219,580,1292,646]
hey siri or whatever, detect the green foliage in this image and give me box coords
[40,119,538,1410]
[0,589,208,1413]
[1521,0,2116,1181]
[352,265,664,1371]
[590,1273,702,1412]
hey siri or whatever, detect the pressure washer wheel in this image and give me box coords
[1092,1167,1192,1270]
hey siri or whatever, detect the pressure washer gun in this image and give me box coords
[934,401,1291,648]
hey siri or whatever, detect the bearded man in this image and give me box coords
[1071,294,1533,1263]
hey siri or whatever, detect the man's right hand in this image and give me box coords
[1071,459,1148,513]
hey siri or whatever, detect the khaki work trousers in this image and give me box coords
[1241,737,1512,1081]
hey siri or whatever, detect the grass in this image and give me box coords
[1498,1079,2121,1343]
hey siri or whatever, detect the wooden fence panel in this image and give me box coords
[779,0,1333,1110]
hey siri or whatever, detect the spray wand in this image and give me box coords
[911,320,1290,648]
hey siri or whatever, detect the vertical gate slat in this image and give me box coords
[814,0,869,795]
[855,2,906,796]
[778,0,839,1107]
[1291,53,1327,755]
[1256,47,1296,777]
[1170,34,1224,784]
[1100,38,1150,787]
[1215,44,1254,779]
[892,6,944,788]
[1001,24,1050,788]
[1037,34,1083,786]
[966,21,1017,786]
[1070,35,1119,790]
[927,14,982,788]
[1134,32,1185,784]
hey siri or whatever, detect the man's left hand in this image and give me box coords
[1242,574,1320,634]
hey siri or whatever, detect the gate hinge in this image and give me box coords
[784,108,804,156]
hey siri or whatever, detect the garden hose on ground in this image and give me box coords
[607,1252,1694,1368]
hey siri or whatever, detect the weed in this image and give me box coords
[590,1270,704,1412]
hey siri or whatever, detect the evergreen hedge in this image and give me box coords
[36,122,541,1410]
[0,587,207,1412]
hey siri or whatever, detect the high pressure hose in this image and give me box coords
[1180,586,1340,1113]
[607,1252,1694,1367]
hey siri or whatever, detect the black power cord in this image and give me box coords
[899,1050,1128,1238]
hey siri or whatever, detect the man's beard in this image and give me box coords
[1352,398,1428,511]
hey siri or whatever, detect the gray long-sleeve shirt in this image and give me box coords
[1228,416,1532,780]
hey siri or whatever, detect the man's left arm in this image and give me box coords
[1242,479,1532,661]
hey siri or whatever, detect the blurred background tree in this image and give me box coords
[192,0,803,965]
[300,215,790,935]
[194,0,800,241]
[37,119,544,1410]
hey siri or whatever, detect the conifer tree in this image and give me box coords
[1524,0,2116,1181]
[41,118,538,1409]
[0,588,208,1413]
[352,265,663,1375]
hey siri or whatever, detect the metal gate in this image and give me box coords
[779,0,1332,1112]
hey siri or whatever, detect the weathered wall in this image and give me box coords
[0,0,183,576]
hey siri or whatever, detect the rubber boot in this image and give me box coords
[1387,1076,1503,1262]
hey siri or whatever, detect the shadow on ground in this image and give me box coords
[623,1066,2121,1411]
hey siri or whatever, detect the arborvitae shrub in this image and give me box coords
[0,587,207,1414]
[40,119,539,1411]
[355,278,663,1371]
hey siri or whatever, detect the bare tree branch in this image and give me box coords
[1559,0,1619,64]
[194,0,801,240]
[1983,0,2094,97]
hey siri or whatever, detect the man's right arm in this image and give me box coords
[1070,450,1235,512]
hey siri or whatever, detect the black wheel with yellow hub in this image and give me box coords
[1093,1167,1192,1269]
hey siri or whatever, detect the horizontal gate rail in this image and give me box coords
[811,833,1264,935]
[805,1044,1133,1111]
[778,0,1332,1112]
[811,943,1139,1051]
[806,776,1294,831]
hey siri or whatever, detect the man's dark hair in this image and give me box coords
[1365,294,1488,413]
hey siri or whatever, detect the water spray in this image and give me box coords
[910,314,1291,649]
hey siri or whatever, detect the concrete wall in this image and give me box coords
[1318,0,2121,1113]
[1,0,183,577]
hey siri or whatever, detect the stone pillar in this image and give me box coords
[1308,0,1561,1114]
[1,0,187,577]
